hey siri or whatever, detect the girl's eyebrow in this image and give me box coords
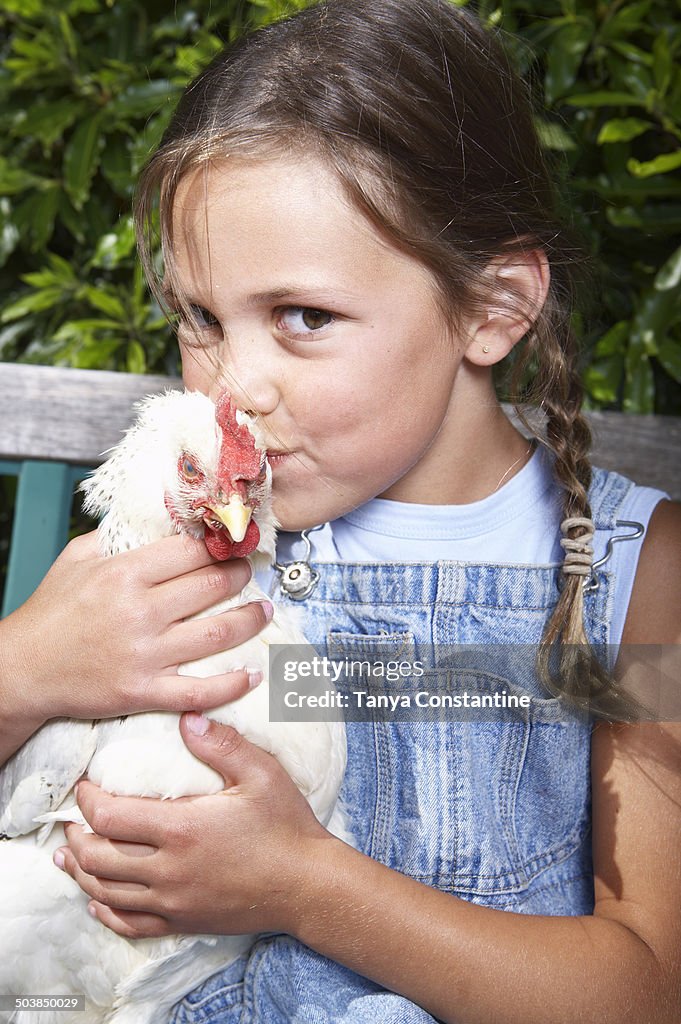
[243,285,358,307]
[160,282,358,309]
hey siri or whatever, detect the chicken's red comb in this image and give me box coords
[215,392,262,481]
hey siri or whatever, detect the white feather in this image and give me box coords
[0,389,351,1023]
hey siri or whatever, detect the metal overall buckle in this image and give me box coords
[273,526,322,600]
[582,520,644,593]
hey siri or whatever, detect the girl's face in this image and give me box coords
[170,155,476,531]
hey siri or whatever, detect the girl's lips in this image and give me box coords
[267,450,295,466]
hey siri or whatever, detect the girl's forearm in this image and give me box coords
[291,835,669,1024]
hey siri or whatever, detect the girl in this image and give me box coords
[3,0,680,1020]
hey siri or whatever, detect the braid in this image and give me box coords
[511,309,648,723]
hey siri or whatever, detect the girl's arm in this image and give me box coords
[59,500,681,1024]
[0,530,271,766]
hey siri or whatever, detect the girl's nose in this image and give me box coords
[210,335,281,418]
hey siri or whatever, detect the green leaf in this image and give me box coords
[627,150,681,178]
[22,269,59,288]
[69,339,122,369]
[100,140,133,196]
[109,80,180,120]
[46,251,79,282]
[605,204,681,232]
[0,197,20,268]
[597,117,652,144]
[623,352,654,413]
[130,108,174,174]
[593,320,630,357]
[90,217,136,269]
[57,192,86,243]
[15,186,60,252]
[80,286,126,319]
[63,110,105,210]
[174,36,223,79]
[608,41,652,67]
[656,339,681,383]
[584,356,623,404]
[535,117,577,151]
[53,318,124,340]
[126,338,146,374]
[545,22,592,104]
[654,245,681,291]
[59,12,78,60]
[0,287,66,323]
[11,98,88,150]
[1,0,44,14]
[67,0,100,13]
[601,1,653,38]
[0,157,45,196]
[652,31,673,96]
[562,91,646,107]
[0,318,37,357]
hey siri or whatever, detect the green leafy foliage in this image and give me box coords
[474,0,681,413]
[1,0,679,411]
[0,0,306,375]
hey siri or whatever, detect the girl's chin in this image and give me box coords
[270,492,327,534]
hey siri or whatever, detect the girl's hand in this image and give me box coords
[56,714,329,939]
[0,530,272,731]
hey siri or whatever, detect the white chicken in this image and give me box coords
[0,388,349,1024]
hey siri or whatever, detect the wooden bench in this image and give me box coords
[1,361,679,618]
[0,363,181,617]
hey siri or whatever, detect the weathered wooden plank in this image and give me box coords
[587,410,679,499]
[505,404,679,500]
[0,363,182,464]
[0,363,679,496]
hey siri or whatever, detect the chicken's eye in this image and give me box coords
[181,456,200,480]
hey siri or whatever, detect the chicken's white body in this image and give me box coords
[0,390,350,1024]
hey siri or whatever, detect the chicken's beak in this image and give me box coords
[204,494,252,543]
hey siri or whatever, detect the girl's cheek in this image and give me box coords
[180,351,213,394]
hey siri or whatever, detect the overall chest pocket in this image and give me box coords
[328,631,592,902]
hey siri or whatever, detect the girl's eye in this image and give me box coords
[188,304,219,329]
[276,306,335,337]
[182,456,200,480]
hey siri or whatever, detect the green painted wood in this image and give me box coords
[1,461,91,618]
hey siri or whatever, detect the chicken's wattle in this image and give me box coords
[204,518,261,560]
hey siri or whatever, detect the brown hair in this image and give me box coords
[135,0,641,721]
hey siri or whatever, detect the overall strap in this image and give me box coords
[583,465,647,651]
[587,465,636,530]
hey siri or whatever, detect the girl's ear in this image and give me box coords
[464,249,550,367]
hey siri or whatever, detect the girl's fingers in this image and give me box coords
[154,559,252,622]
[75,782,168,846]
[58,847,152,913]
[144,669,256,714]
[88,902,171,939]
[61,825,156,882]
[126,532,221,585]
[164,600,274,666]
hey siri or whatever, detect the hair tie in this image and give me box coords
[560,516,594,577]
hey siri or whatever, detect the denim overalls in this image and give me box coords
[170,466,636,1023]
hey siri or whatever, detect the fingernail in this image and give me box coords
[185,711,210,735]
[261,600,274,622]
[248,670,263,689]
[88,902,98,918]
[53,848,65,870]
